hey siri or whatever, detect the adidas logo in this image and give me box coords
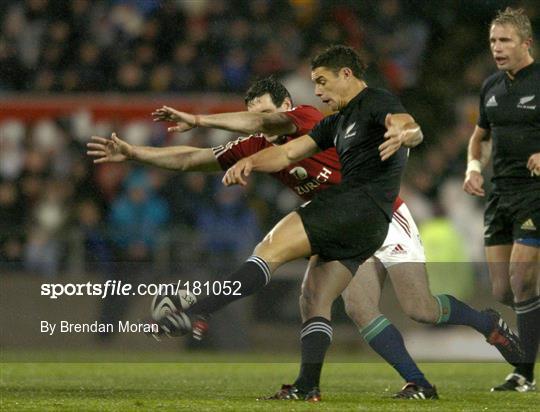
[520,219,537,231]
[390,244,407,255]
[486,95,498,107]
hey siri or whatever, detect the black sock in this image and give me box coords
[514,296,540,382]
[435,294,493,336]
[186,256,270,317]
[294,317,333,392]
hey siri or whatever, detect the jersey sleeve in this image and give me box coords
[283,105,324,137]
[308,113,338,151]
[477,79,490,130]
[212,135,270,170]
[370,90,407,126]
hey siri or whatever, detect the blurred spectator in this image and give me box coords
[76,199,112,272]
[196,184,261,260]
[24,179,68,277]
[194,184,261,350]
[0,181,25,264]
[108,169,169,260]
[99,169,169,337]
[221,48,250,92]
[367,0,429,92]
[171,42,199,91]
[116,62,145,92]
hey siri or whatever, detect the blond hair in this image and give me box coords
[491,7,533,41]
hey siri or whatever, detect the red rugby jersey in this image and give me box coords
[213,105,403,210]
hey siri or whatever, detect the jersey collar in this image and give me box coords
[341,87,369,113]
[506,60,536,82]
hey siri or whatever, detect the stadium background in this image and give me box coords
[0,0,538,360]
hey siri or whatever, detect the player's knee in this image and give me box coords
[343,296,373,328]
[509,267,537,300]
[253,238,283,265]
[492,283,513,306]
[299,290,314,317]
[343,299,360,325]
[299,284,327,318]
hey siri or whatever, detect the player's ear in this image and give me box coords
[282,97,293,111]
[523,36,533,51]
[341,67,353,80]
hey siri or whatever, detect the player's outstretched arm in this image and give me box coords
[222,135,320,186]
[379,113,423,161]
[87,133,220,172]
[152,106,296,136]
[463,126,492,197]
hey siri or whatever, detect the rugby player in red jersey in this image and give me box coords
[89,76,519,400]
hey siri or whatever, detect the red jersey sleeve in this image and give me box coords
[212,135,272,170]
[283,105,324,137]
[392,196,404,212]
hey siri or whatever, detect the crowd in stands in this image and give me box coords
[1,0,538,277]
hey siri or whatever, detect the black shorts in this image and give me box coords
[296,183,389,274]
[484,189,540,247]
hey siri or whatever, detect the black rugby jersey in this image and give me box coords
[309,87,408,219]
[478,62,540,192]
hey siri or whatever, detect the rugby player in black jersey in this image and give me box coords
[463,7,539,392]
[150,45,428,395]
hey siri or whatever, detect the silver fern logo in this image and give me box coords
[344,122,357,139]
[517,95,536,109]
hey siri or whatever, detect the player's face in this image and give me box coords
[246,93,281,114]
[311,67,349,111]
[489,24,532,75]
[246,93,290,142]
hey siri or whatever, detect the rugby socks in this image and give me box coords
[514,296,540,382]
[294,317,333,392]
[435,294,493,336]
[361,315,432,388]
[186,256,270,317]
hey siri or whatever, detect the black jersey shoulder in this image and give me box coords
[360,87,402,107]
[343,87,406,119]
[480,70,505,94]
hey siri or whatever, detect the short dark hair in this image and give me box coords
[244,77,292,107]
[311,45,367,78]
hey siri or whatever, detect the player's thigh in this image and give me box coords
[506,190,540,298]
[387,262,438,323]
[373,203,436,320]
[341,258,385,328]
[301,256,352,320]
[485,244,513,302]
[509,243,539,300]
[254,211,311,271]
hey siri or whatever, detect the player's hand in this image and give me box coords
[463,171,485,197]
[152,106,198,133]
[87,133,132,163]
[526,152,540,176]
[379,113,403,161]
[222,158,253,187]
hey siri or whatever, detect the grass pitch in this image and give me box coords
[1,356,538,411]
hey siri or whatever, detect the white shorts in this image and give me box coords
[373,203,425,268]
